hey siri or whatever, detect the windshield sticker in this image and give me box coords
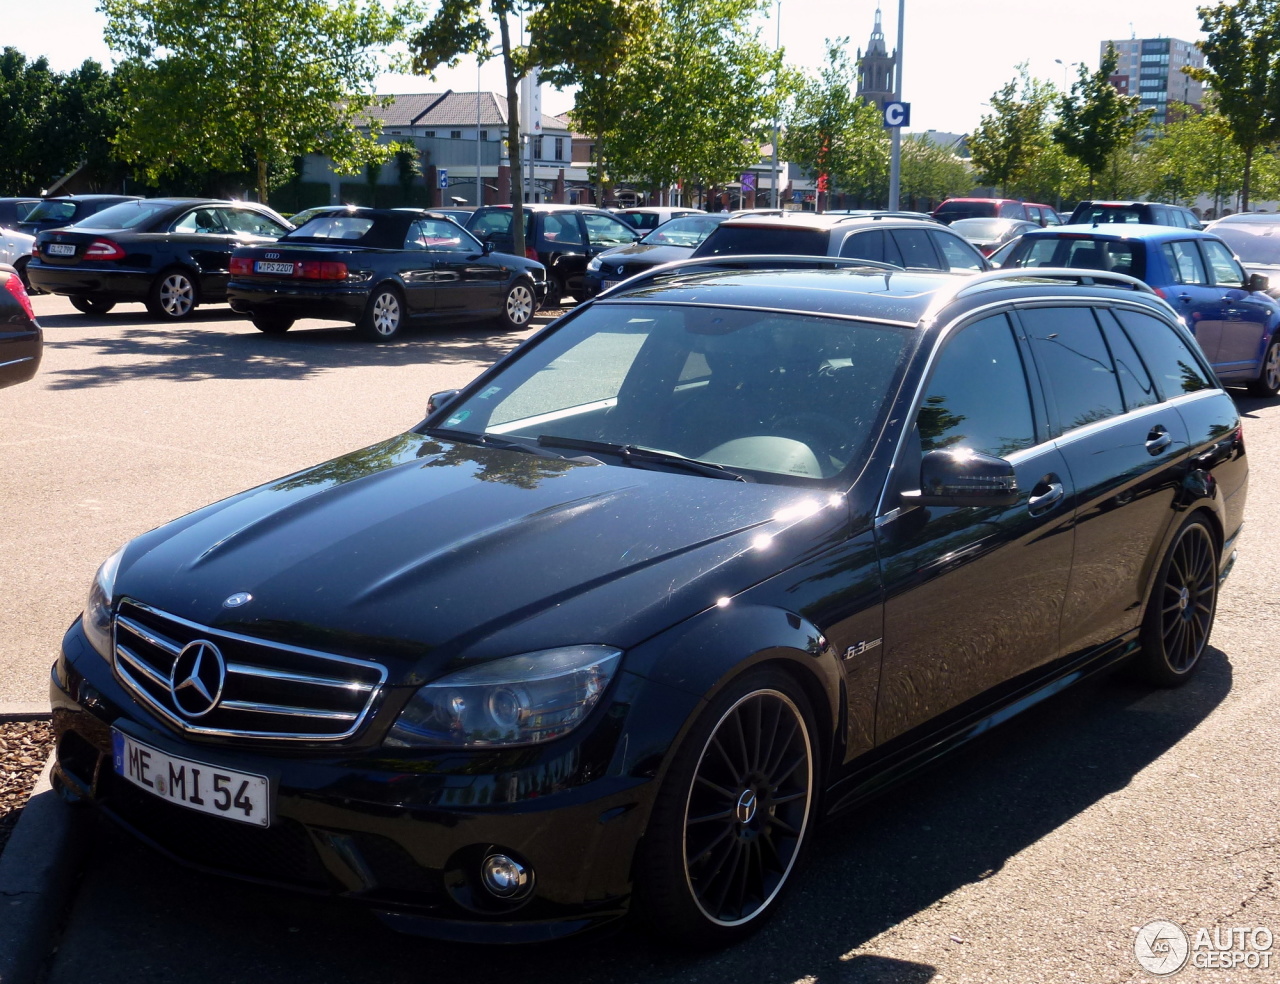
[478,387,502,400]
[445,410,472,426]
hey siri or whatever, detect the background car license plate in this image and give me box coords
[111,730,270,827]
[47,243,76,256]
[254,260,295,274]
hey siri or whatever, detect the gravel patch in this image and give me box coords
[0,720,55,857]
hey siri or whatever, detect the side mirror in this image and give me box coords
[900,449,1019,508]
[481,240,494,255]
[1247,271,1270,293]
[427,389,460,417]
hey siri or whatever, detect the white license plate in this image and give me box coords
[112,730,270,827]
[47,243,76,256]
[254,260,295,275]
[601,279,621,289]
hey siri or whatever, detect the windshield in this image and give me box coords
[1213,226,1280,266]
[23,200,77,223]
[641,214,725,247]
[74,200,174,230]
[950,218,1014,239]
[427,302,911,484]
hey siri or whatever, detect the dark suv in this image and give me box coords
[692,211,991,273]
[17,194,141,235]
[1068,200,1203,229]
[53,258,1244,947]
[466,204,641,304]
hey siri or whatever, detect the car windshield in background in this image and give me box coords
[1213,226,1280,266]
[696,226,829,256]
[935,203,997,222]
[950,218,1012,238]
[24,201,76,223]
[74,200,173,229]
[288,215,376,241]
[430,302,911,483]
[641,214,724,247]
[1074,206,1144,224]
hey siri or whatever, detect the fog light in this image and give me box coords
[481,853,532,899]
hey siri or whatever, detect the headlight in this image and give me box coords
[81,544,126,658]
[586,257,602,273]
[385,646,621,748]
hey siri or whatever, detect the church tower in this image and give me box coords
[856,6,897,109]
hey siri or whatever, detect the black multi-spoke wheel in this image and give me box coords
[1138,517,1217,685]
[637,670,816,945]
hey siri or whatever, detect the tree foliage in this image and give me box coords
[968,66,1055,195]
[102,0,412,204]
[782,39,885,204]
[1188,0,1280,209]
[899,135,972,208]
[1053,44,1150,194]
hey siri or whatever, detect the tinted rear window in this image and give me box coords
[23,201,77,223]
[697,226,830,256]
[72,200,174,230]
[934,202,999,222]
[1113,308,1215,398]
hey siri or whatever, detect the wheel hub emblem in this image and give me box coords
[1178,586,1190,612]
[169,640,226,718]
[735,789,759,825]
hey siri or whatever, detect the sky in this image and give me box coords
[3,0,1210,135]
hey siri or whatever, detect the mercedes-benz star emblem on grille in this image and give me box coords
[223,592,253,608]
[169,640,226,718]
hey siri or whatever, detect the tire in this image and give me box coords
[1135,516,1218,686]
[635,668,817,947]
[146,269,198,320]
[69,295,116,315]
[548,275,567,308]
[497,279,535,330]
[1247,337,1280,397]
[251,314,294,334]
[359,285,405,341]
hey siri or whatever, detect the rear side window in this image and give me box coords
[998,202,1023,218]
[581,212,635,247]
[1113,309,1215,398]
[918,313,1036,457]
[930,230,984,272]
[1098,311,1160,411]
[890,228,943,270]
[1162,241,1208,285]
[840,229,903,266]
[542,213,584,245]
[223,208,289,237]
[469,210,513,240]
[1022,307,1125,432]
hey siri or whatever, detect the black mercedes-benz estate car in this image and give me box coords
[52,259,1246,945]
[228,207,548,340]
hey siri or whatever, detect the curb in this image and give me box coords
[0,704,50,723]
[0,756,85,984]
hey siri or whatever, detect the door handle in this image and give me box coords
[1146,426,1173,455]
[1177,293,1192,302]
[1027,479,1065,517]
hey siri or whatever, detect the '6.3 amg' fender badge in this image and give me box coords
[843,638,882,660]
[223,592,253,608]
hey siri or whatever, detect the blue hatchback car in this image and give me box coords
[993,224,1280,396]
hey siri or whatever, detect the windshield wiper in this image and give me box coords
[536,435,749,481]
[426,429,569,459]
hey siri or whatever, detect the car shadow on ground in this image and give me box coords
[35,311,533,390]
[54,648,1232,984]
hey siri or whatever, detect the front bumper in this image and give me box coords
[51,619,670,941]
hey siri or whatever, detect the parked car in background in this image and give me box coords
[52,259,1245,946]
[28,198,293,320]
[948,217,1040,256]
[932,198,1061,227]
[0,225,37,290]
[17,194,141,235]
[1068,200,1203,229]
[228,207,547,339]
[1205,213,1280,299]
[581,212,731,298]
[466,204,641,305]
[0,197,42,228]
[692,211,991,274]
[287,205,348,227]
[992,224,1280,395]
[0,263,41,389]
[612,206,701,232]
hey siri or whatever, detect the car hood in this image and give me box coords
[114,432,849,681]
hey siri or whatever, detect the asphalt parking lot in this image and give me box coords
[4,293,1279,982]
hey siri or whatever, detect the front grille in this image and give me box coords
[112,600,387,742]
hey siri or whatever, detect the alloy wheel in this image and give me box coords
[371,291,401,336]
[682,689,813,927]
[159,273,195,318]
[505,283,534,327]
[1265,341,1280,392]
[1157,523,1216,674]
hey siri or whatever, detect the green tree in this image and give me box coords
[46,60,126,191]
[1054,43,1149,194]
[1138,109,1243,211]
[394,144,422,203]
[102,0,412,205]
[0,49,60,193]
[1188,0,1280,210]
[782,39,885,206]
[899,134,971,209]
[605,0,784,203]
[969,66,1055,196]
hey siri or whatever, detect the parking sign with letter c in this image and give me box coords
[883,102,910,128]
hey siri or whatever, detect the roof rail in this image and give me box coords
[594,254,903,298]
[950,267,1155,298]
[829,211,936,223]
